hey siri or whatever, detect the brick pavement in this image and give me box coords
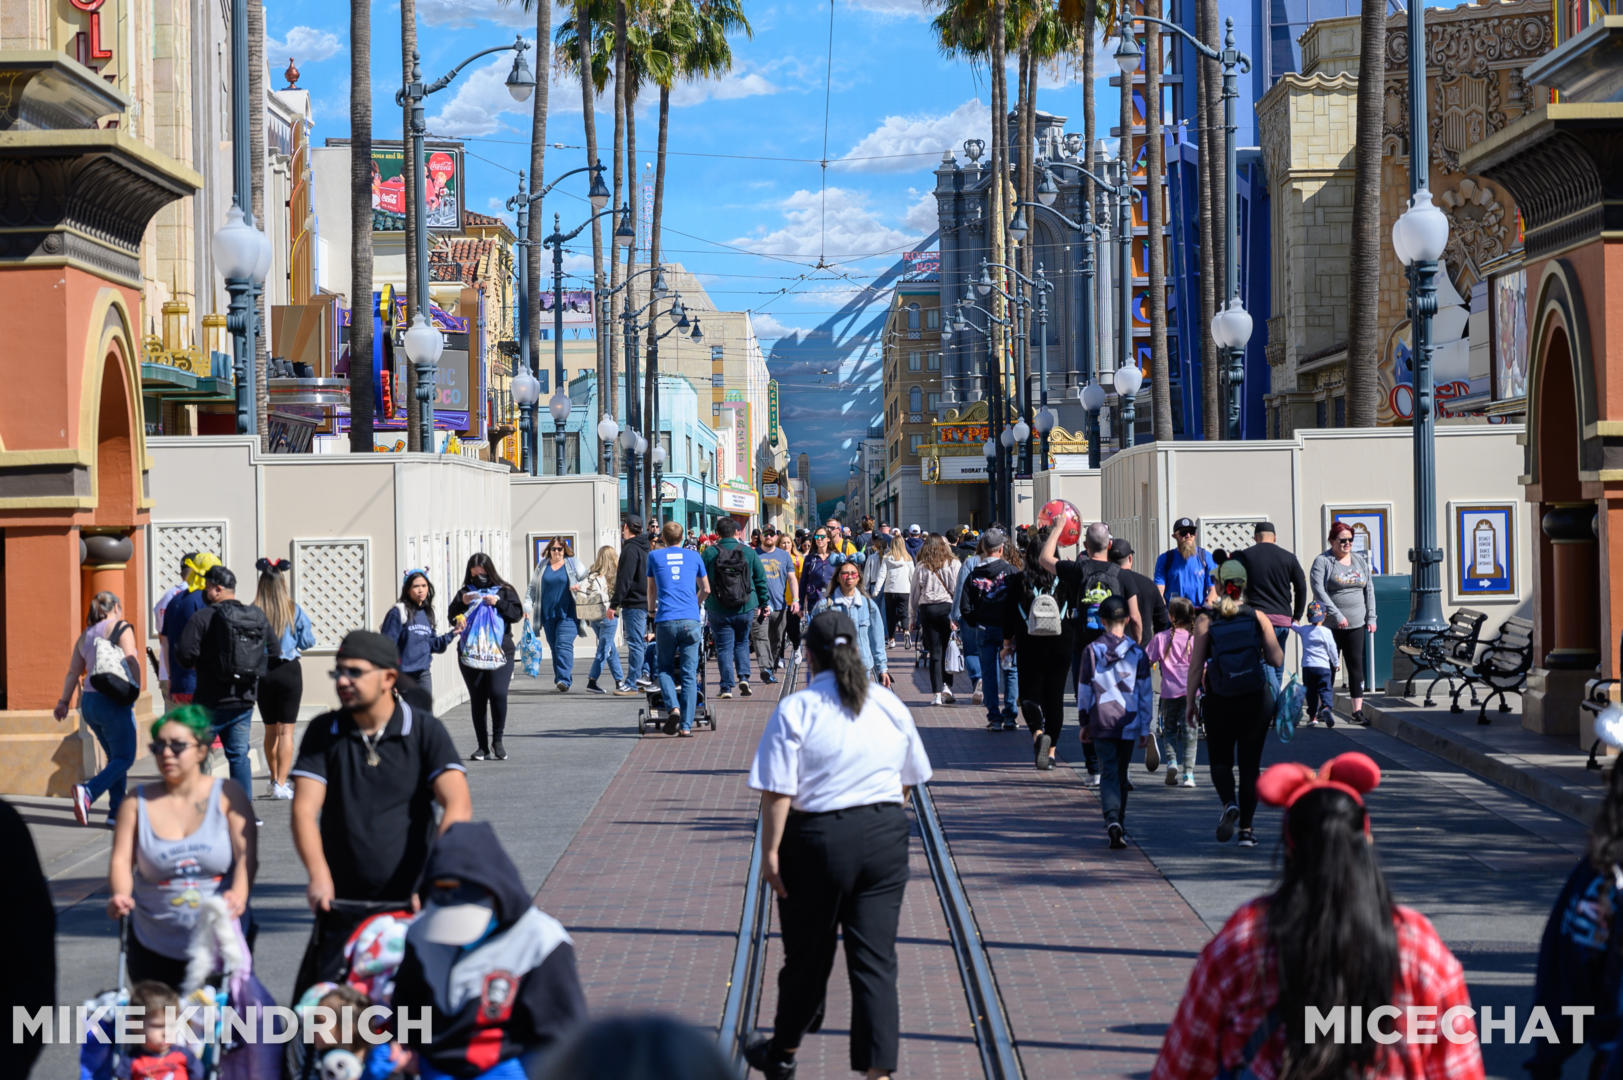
[895,655,1211,1079]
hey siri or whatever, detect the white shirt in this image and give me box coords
[749,671,933,813]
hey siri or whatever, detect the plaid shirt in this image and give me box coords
[1153,900,1485,1080]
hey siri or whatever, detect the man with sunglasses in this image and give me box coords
[1155,518,1219,607]
[289,630,471,999]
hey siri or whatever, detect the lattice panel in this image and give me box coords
[149,522,226,632]
[292,539,370,649]
[1199,518,1263,556]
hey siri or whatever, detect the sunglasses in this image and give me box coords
[814,534,828,540]
[1175,530,1196,538]
[150,738,198,757]
[1334,536,1354,544]
[329,665,376,681]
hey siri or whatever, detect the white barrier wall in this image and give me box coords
[1032,466,1102,524]
[1098,426,1533,639]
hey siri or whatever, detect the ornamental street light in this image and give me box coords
[510,368,541,473]
[956,298,1014,524]
[976,256,1053,474]
[1113,359,1144,451]
[400,36,534,450]
[597,412,619,475]
[1393,0,1451,650]
[401,311,445,450]
[600,261,670,517]
[213,202,268,435]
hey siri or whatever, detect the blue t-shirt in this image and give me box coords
[758,549,795,610]
[649,548,707,623]
[539,562,576,622]
[1154,547,1215,605]
[161,588,209,695]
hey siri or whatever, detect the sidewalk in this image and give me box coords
[1358,693,1604,823]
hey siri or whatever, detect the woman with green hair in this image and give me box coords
[106,705,257,986]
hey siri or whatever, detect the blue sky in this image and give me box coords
[267,0,1134,500]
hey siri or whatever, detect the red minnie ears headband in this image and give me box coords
[255,557,291,574]
[1257,752,1382,815]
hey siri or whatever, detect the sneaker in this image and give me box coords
[886,638,896,649]
[1002,718,1018,731]
[1084,772,1102,788]
[636,676,656,690]
[740,681,753,698]
[942,687,955,704]
[763,672,778,684]
[586,680,607,695]
[1145,738,1161,773]
[1217,804,1241,843]
[1182,773,1197,789]
[1320,706,1336,728]
[1237,828,1258,848]
[1165,766,1181,787]
[1108,823,1128,850]
[972,684,984,705]
[1035,733,1053,770]
[469,748,490,761]
[275,781,295,800]
[1351,710,1368,726]
[985,717,1003,731]
[777,657,787,669]
[614,682,639,695]
[718,689,733,700]
[555,681,570,693]
[743,1035,797,1080]
[72,783,91,826]
[254,817,264,828]
[493,741,507,761]
[931,692,943,706]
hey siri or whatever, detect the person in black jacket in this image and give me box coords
[1233,522,1309,656]
[609,514,652,693]
[177,564,268,799]
[1109,538,1170,647]
[393,821,587,1078]
[0,797,53,1079]
[447,553,525,761]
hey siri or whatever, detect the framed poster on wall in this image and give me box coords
[1448,502,1517,601]
[1320,505,1393,576]
[525,532,581,579]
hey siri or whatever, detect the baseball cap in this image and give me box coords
[982,527,1005,549]
[1219,559,1248,585]
[763,525,778,535]
[1173,517,1197,534]
[806,608,859,656]
[1307,601,1327,623]
[622,513,644,531]
[1255,521,1277,536]
[1109,537,1134,560]
[415,880,497,945]
[1098,595,1129,623]
[908,524,921,535]
[336,630,401,671]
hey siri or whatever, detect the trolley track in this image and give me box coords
[717,649,1025,1080]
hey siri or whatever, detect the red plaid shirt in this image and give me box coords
[1153,900,1485,1080]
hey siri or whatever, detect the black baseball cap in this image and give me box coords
[806,608,859,656]
[763,525,778,535]
[1109,537,1134,560]
[1173,517,1197,534]
[1255,521,1277,536]
[622,513,644,531]
[336,630,401,671]
[1098,595,1130,623]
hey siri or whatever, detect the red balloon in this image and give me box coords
[1038,499,1082,546]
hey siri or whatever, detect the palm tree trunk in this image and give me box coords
[248,0,268,448]
[1147,0,1173,441]
[989,0,1008,383]
[578,2,606,440]
[402,0,420,449]
[528,0,551,429]
[626,95,649,513]
[1199,0,1222,438]
[348,0,375,451]
[1346,0,1386,427]
[608,0,627,439]
[647,87,670,521]
[1082,4,1095,398]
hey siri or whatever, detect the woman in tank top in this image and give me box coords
[106,704,257,988]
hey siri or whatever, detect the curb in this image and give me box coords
[1359,696,1604,823]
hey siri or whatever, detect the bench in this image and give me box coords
[1397,607,1488,706]
[1452,615,1535,725]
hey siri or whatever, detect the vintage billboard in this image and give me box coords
[539,289,595,327]
[371,145,463,233]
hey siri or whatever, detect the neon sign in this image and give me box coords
[70,0,114,68]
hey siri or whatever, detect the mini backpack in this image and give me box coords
[1025,588,1065,637]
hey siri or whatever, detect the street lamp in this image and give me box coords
[597,412,618,476]
[1113,360,1144,451]
[956,298,1014,525]
[1081,380,1107,414]
[402,311,444,450]
[213,202,264,434]
[547,390,572,475]
[510,367,541,473]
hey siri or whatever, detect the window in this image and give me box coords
[909,386,923,412]
[1333,396,1346,426]
[890,442,899,462]
[659,432,673,465]
[908,351,922,371]
[1315,399,1328,428]
[906,303,921,331]
[926,307,941,330]
[908,434,923,454]
[928,392,941,412]
[928,352,941,370]
[685,435,693,472]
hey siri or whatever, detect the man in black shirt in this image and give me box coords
[1109,538,1169,647]
[290,630,471,998]
[1233,521,1308,652]
[610,514,652,692]
[176,565,268,800]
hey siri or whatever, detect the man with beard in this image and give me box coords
[290,630,471,999]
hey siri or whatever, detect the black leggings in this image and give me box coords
[917,602,954,692]
[258,657,303,725]
[1203,691,1271,828]
[884,593,909,640]
[460,657,514,749]
[1331,624,1368,698]
[1018,639,1069,744]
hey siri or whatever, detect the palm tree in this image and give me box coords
[1146,0,1173,441]
[248,0,268,446]
[610,0,628,419]
[577,1,606,424]
[1198,0,1221,437]
[402,0,420,448]
[527,1,552,391]
[1346,0,1386,427]
[348,0,374,450]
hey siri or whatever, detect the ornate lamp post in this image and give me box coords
[510,367,541,473]
[213,204,269,434]
[597,412,619,480]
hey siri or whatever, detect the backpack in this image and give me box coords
[1077,565,1120,637]
[712,543,752,611]
[574,572,610,622]
[88,622,140,706]
[208,600,269,686]
[1025,588,1065,637]
[961,561,1011,628]
[1204,606,1266,697]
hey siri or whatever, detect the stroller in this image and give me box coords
[636,616,716,735]
[288,899,415,1080]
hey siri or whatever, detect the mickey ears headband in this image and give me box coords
[256,557,291,574]
[1257,752,1382,814]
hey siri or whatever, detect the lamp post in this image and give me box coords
[975,257,1052,474]
[1116,11,1252,439]
[699,458,711,532]
[597,412,618,479]
[506,164,609,474]
[510,367,541,473]
[600,259,672,514]
[399,36,536,451]
[1393,0,1450,645]
[953,299,1013,525]
[213,204,269,434]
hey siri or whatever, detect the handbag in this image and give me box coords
[518,619,543,678]
[1274,672,1305,742]
[459,592,509,671]
[944,633,965,674]
[88,621,141,706]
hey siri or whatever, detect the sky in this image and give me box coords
[267,0,1134,505]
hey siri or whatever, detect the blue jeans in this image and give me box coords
[712,610,754,690]
[622,607,650,683]
[1095,737,1135,828]
[589,616,625,685]
[655,619,702,730]
[959,625,983,685]
[543,615,578,686]
[211,706,254,796]
[977,631,1018,723]
[80,690,136,815]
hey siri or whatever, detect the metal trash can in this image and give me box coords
[1366,573,1412,693]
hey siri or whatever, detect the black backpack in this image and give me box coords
[1204,606,1266,697]
[960,560,1011,628]
[209,600,269,686]
[712,544,752,611]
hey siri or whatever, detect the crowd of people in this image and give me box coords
[16,503,1615,1080]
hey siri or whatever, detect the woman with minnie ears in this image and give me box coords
[252,557,314,800]
[1154,753,1484,1080]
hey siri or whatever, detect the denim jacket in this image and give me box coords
[275,605,317,660]
[812,590,888,675]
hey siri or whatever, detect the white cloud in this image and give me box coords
[425,43,542,137]
[751,312,809,341]
[835,99,988,174]
[903,189,936,234]
[666,70,779,108]
[417,0,567,30]
[266,25,342,64]
[728,187,917,261]
[845,0,933,18]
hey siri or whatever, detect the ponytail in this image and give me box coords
[830,642,869,715]
[86,591,120,627]
[1218,595,1241,618]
